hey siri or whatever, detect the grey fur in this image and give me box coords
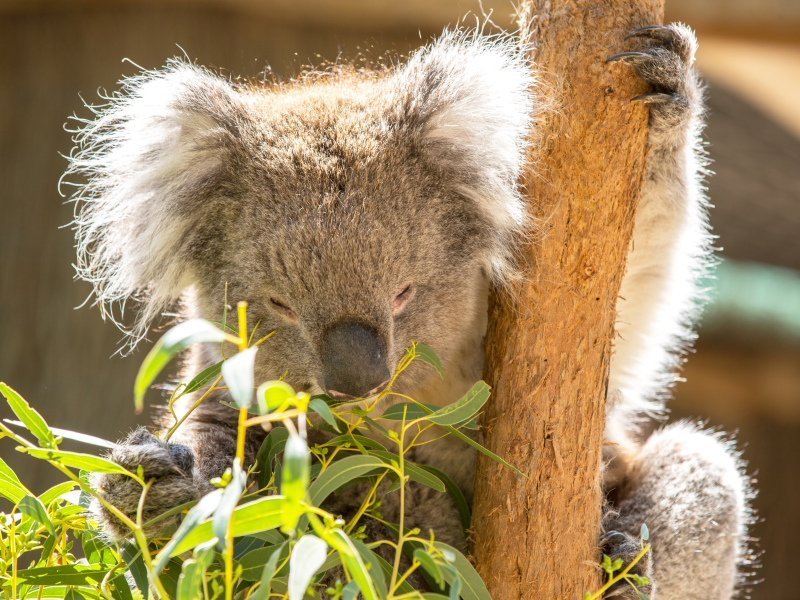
[66,25,752,598]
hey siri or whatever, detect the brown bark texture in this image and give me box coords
[472,1,665,598]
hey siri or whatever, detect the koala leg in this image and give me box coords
[604,422,750,599]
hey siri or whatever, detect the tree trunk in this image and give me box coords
[471,1,664,598]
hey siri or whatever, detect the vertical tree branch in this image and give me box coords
[472,1,664,597]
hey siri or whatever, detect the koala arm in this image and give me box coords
[607,24,710,451]
[599,25,752,600]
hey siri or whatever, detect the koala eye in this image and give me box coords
[392,283,415,316]
[269,297,298,322]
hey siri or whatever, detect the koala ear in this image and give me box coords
[390,31,536,281]
[65,60,249,345]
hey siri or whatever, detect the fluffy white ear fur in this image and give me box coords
[64,61,245,346]
[392,30,536,281]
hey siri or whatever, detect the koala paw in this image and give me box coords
[608,23,699,130]
[600,529,655,599]
[91,428,199,540]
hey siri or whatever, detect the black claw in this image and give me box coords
[607,51,651,64]
[632,92,675,104]
[626,24,673,40]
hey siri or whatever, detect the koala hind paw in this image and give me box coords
[90,427,199,540]
[600,529,655,599]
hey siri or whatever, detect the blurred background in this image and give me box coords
[0,1,797,596]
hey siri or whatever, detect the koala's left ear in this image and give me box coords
[389,30,536,280]
[65,60,252,345]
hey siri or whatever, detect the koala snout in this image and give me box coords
[321,321,391,399]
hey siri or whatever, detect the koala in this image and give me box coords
[65,23,751,599]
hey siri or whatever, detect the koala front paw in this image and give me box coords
[600,529,655,599]
[608,23,699,130]
[91,428,199,540]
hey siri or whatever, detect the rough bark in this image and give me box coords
[471,1,664,598]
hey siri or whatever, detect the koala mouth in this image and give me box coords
[326,379,390,401]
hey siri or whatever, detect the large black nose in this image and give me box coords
[321,321,391,398]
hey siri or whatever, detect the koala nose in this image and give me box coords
[321,321,391,399]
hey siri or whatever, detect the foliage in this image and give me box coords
[0,302,495,599]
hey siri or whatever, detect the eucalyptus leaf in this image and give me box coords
[19,495,55,535]
[169,495,285,556]
[250,543,287,600]
[0,456,31,503]
[426,381,490,427]
[4,419,116,449]
[308,455,387,506]
[181,361,223,395]
[414,342,445,378]
[213,460,247,549]
[134,319,229,412]
[18,447,136,477]
[280,433,310,532]
[288,534,328,600]
[155,488,223,574]
[222,347,258,409]
[1,382,56,448]
[309,397,340,432]
[257,380,296,414]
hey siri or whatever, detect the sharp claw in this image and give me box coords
[626,24,672,40]
[606,51,651,64]
[632,92,675,104]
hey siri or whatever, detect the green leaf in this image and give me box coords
[222,347,258,409]
[426,381,490,427]
[155,489,223,574]
[121,545,148,600]
[422,466,471,531]
[257,380,296,414]
[169,495,285,556]
[176,541,216,600]
[280,434,310,532]
[82,528,117,565]
[414,342,445,378]
[213,460,246,549]
[17,447,136,477]
[640,523,650,542]
[380,402,441,421]
[446,426,524,477]
[435,542,490,600]
[309,397,340,432]
[0,456,31,503]
[367,450,445,493]
[134,319,229,412]
[1,382,56,448]
[322,529,379,600]
[39,481,78,505]
[19,494,55,535]
[342,580,360,600]
[288,534,328,600]
[110,573,134,600]
[5,419,116,449]
[414,548,445,589]
[13,565,111,586]
[250,543,287,599]
[349,539,389,597]
[307,455,387,506]
[255,427,289,488]
[181,361,223,395]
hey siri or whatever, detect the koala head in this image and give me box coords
[66,31,534,398]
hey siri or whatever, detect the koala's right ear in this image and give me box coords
[64,61,250,345]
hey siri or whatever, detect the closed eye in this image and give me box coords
[393,283,415,316]
[269,297,297,321]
